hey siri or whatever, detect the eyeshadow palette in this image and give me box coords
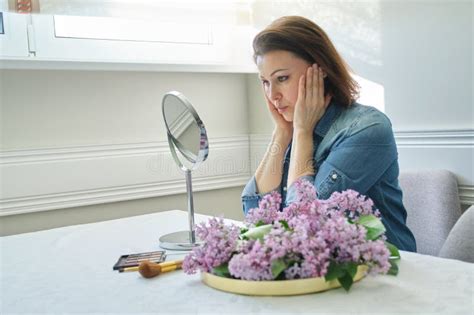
[113,250,166,271]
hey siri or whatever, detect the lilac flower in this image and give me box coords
[228,221,291,280]
[228,240,274,280]
[359,239,391,275]
[324,190,380,220]
[183,216,240,274]
[183,178,395,287]
[245,191,281,225]
[293,179,317,208]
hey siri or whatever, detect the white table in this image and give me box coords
[1,210,473,314]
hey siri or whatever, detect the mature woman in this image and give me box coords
[241,16,416,252]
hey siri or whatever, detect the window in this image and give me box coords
[53,15,211,45]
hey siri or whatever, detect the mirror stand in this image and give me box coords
[184,169,197,244]
[159,91,208,251]
[158,169,198,250]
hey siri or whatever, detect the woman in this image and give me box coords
[241,16,417,252]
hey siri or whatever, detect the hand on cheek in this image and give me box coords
[292,64,331,134]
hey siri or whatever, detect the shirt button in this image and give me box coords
[331,174,338,180]
[283,187,287,191]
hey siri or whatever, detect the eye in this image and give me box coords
[277,75,289,82]
[261,80,269,87]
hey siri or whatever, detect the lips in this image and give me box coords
[277,106,288,113]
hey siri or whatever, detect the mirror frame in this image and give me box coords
[162,91,209,171]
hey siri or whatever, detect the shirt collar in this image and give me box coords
[313,99,344,138]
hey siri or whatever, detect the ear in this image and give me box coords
[324,94,332,107]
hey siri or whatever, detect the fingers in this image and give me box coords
[297,74,305,103]
[317,65,324,104]
[262,89,289,126]
[316,65,331,109]
[305,65,313,104]
[298,64,326,109]
[306,63,323,106]
[263,92,281,114]
[314,64,319,103]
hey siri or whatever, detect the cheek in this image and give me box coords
[286,81,300,107]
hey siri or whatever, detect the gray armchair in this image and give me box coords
[399,170,462,256]
[439,206,474,263]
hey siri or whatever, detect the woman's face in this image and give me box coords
[256,50,311,122]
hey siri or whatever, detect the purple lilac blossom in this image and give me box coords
[324,190,380,219]
[228,240,274,280]
[293,179,317,210]
[245,191,281,225]
[359,239,391,275]
[183,216,240,274]
[183,178,392,281]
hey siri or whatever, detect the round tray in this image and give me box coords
[201,265,368,296]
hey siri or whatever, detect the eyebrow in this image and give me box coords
[260,68,288,79]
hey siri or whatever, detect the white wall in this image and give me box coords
[0,186,246,236]
[381,1,472,130]
[1,70,248,149]
[0,70,250,235]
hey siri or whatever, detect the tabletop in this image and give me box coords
[1,210,473,315]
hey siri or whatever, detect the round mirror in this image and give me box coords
[162,91,208,169]
[160,91,209,250]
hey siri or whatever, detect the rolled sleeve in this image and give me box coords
[285,175,315,205]
[241,176,280,215]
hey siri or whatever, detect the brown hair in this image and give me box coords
[253,16,359,107]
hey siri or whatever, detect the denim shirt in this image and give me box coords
[241,101,417,252]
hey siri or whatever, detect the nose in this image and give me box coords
[267,84,281,104]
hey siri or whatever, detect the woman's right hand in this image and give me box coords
[264,94,293,143]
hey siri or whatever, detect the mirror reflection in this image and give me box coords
[162,93,201,162]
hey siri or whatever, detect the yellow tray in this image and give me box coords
[201,265,368,296]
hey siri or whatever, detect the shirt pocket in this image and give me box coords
[317,169,342,200]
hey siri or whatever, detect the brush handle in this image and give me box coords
[160,260,183,268]
[138,259,183,278]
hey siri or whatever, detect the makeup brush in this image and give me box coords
[138,259,184,278]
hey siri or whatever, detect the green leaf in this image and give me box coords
[358,215,386,240]
[385,241,401,260]
[325,262,346,281]
[279,220,291,231]
[274,272,287,280]
[326,262,359,291]
[240,227,249,234]
[212,263,230,277]
[271,259,288,279]
[241,224,272,240]
[338,272,354,292]
[255,220,266,227]
[345,262,358,278]
[325,262,358,281]
[365,227,384,240]
[388,259,399,276]
[358,214,383,227]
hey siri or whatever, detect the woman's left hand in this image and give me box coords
[293,64,332,134]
